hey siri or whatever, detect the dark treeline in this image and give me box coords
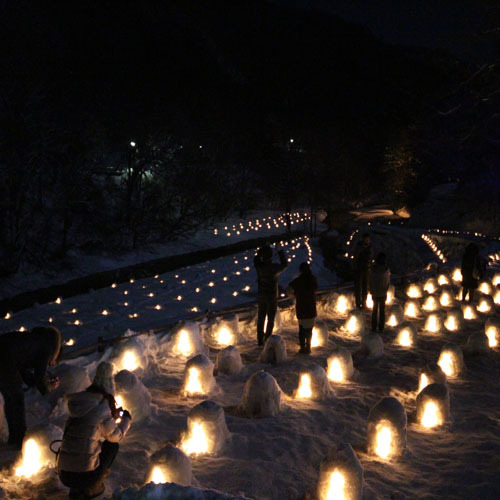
[0,0,498,276]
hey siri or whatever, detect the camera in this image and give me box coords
[119,410,124,417]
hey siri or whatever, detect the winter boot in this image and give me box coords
[304,329,312,354]
[298,327,306,353]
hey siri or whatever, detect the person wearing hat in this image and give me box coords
[253,242,288,345]
[0,326,62,449]
[58,362,132,499]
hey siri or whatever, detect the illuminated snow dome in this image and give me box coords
[317,442,363,500]
[416,383,450,429]
[422,295,439,312]
[311,320,329,348]
[406,283,423,299]
[423,277,438,295]
[451,268,462,283]
[386,285,396,305]
[342,309,366,336]
[111,336,149,374]
[215,345,243,375]
[180,400,229,456]
[366,397,407,459]
[437,273,450,286]
[437,345,465,379]
[327,347,354,382]
[477,294,494,314]
[114,369,152,422]
[146,444,192,486]
[424,312,444,334]
[478,280,493,296]
[294,364,333,401]
[444,308,464,332]
[361,333,384,359]
[439,288,455,308]
[259,335,287,364]
[485,318,500,348]
[417,363,447,394]
[182,354,218,397]
[404,299,421,319]
[167,321,206,358]
[207,315,241,348]
[238,370,283,417]
[332,293,353,316]
[15,424,63,479]
[462,303,478,320]
[395,322,418,348]
[386,304,404,328]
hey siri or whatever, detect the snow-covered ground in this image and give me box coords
[1,226,500,500]
[0,211,310,300]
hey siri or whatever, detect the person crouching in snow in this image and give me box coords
[58,362,131,499]
[0,326,62,449]
[370,252,390,332]
[287,262,318,354]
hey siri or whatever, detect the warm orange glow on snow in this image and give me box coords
[181,422,210,455]
[185,367,204,395]
[422,296,438,311]
[327,358,344,382]
[297,374,312,398]
[15,439,42,478]
[150,466,167,484]
[375,424,392,459]
[421,401,442,428]
[326,470,346,500]
[216,327,233,346]
[335,295,349,315]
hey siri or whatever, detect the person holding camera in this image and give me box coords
[0,326,62,449]
[253,242,288,345]
[58,362,131,499]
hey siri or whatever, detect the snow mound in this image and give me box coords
[146,443,192,486]
[165,322,206,358]
[465,332,489,354]
[239,370,283,417]
[111,335,149,374]
[418,363,447,393]
[215,346,243,375]
[317,442,363,500]
[416,383,450,427]
[395,322,418,347]
[437,344,466,378]
[206,315,241,349]
[327,347,354,382]
[109,482,248,500]
[366,397,407,458]
[341,309,365,336]
[114,369,152,422]
[311,320,329,348]
[387,304,404,327]
[294,363,333,400]
[361,333,384,359]
[182,354,218,396]
[258,335,287,364]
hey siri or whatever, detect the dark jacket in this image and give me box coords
[254,250,288,298]
[289,272,318,319]
[0,328,60,394]
[369,263,390,298]
[354,242,373,273]
[461,253,482,288]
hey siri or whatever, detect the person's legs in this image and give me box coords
[264,298,278,339]
[257,298,268,345]
[304,328,312,354]
[361,271,368,309]
[298,325,306,353]
[2,385,26,448]
[354,274,362,309]
[371,299,378,331]
[378,295,387,331]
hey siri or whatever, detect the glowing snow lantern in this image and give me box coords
[180,401,229,456]
[492,273,500,287]
[182,354,216,396]
[396,323,417,347]
[438,345,465,378]
[416,383,449,429]
[65,338,75,346]
[317,443,363,500]
[478,281,492,295]
[437,274,450,286]
[485,319,500,348]
[417,364,447,394]
[343,310,365,336]
[462,304,478,320]
[294,364,333,400]
[404,300,420,319]
[216,327,233,346]
[477,295,493,314]
[15,439,42,478]
[171,323,204,357]
[423,278,438,294]
[494,289,500,305]
[444,315,458,332]
[121,350,139,372]
[296,373,312,399]
[327,348,354,382]
[451,268,462,282]
[101,309,109,316]
[367,398,407,459]
[366,293,374,309]
[424,313,443,334]
[422,295,438,312]
[385,285,395,305]
[439,289,454,307]
[147,444,192,486]
[311,321,329,348]
[335,295,350,315]
[407,284,423,299]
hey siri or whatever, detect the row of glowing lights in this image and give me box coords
[5,238,311,340]
[343,229,359,260]
[213,212,310,236]
[421,234,447,263]
[429,228,491,240]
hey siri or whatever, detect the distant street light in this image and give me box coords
[130,141,136,147]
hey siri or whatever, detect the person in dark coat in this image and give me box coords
[354,233,373,309]
[369,252,390,332]
[254,243,288,345]
[287,262,318,353]
[461,243,482,302]
[0,326,62,449]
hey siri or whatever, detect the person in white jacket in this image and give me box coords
[58,362,131,499]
